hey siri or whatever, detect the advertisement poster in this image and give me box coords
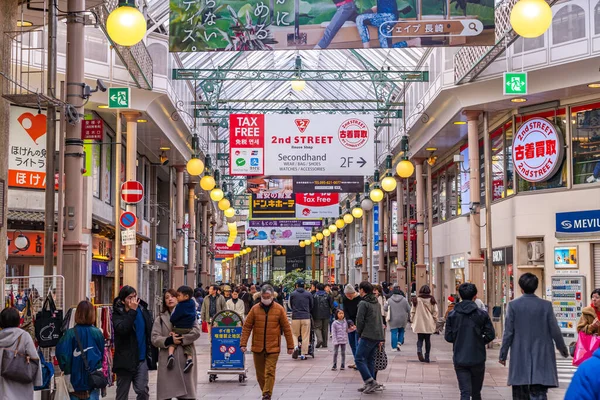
[295,193,339,218]
[211,326,244,369]
[293,176,364,193]
[246,219,321,246]
[155,245,168,263]
[247,177,293,196]
[169,0,495,52]
[554,246,578,269]
[214,234,242,258]
[250,193,296,218]
[229,114,264,176]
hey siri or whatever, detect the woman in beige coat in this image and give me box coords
[151,289,201,400]
[410,285,439,363]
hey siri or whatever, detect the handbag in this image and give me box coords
[21,295,36,342]
[51,374,70,400]
[573,330,600,366]
[34,348,54,390]
[35,292,64,348]
[374,343,388,371]
[202,321,209,333]
[1,334,40,384]
[73,327,108,390]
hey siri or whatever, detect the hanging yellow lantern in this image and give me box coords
[335,219,345,229]
[329,224,338,233]
[316,232,324,240]
[299,241,306,248]
[396,159,415,178]
[343,213,354,224]
[370,188,384,203]
[210,188,224,202]
[381,175,397,192]
[246,247,252,252]
[323,228,331,237]
[106,5,147,47]
[218,198,231,211]
[304,239,311,246]
[186,157,204,176]
[510,0,552,38]
[352,207,364,219]
[200,175,216,191]
[310,236,317,243]
[224,207,235,218]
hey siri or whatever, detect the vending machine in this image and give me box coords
[551,275,586,340]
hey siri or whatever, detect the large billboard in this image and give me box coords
[169,0,495,52]
[245,219,322,246]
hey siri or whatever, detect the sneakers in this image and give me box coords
[586,175,598,183]
[166,355,174,370]
[362,380,381,394]
[340,365,345,370]
[183,358,194,373]
[299,355,307,360]
[396,344,401,352]
[331,366,337,371]
[348,363,356,369]
[292,347,299,360]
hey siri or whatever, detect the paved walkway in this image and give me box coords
[105,328,570,400]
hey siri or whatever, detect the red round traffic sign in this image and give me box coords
[119,211,137,229]
[121,180,144,204]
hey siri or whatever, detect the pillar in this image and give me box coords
[464,110,485,292]
[121,112,142,288]
[415,160,427,291]
[200,201,209,285]
[187,184,196,287]
[173,167,185,288]
[210,216,216,283]
[427,163,439,301]
[63,0,89,308]
[378,198,385,284]
[396,181,407,292]
[361,210,369,282]
[339,230,346,285]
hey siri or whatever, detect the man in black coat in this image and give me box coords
[289,279,314,360]
[445,283,495,400]
[113,285,154,400]
[312,283,334,348]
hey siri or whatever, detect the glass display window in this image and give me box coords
[571,102,600,185]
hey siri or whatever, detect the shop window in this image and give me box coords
[148,43,168,76]
[513,35,545,53]
[491,130,505,201]
[448,167,458,218]
[595,1,600,35]
[571,102,600,185]
[439,171,447,221]
[552,4,586,45]
[432,174,439,224]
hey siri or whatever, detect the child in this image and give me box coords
[168,285,197,373]
[331,309,349,371]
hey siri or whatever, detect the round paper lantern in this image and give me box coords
[106,5,147,47]
[370,188,384,203]
[352,207,364,219]
[381,176,397,192]
[200,175,216,191]
[396,159,415,178]
[218,198,231,211]
[510,0,552,38]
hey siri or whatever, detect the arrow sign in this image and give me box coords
[121,180,144,204]
[357,157,367,168]
[119,211,137,229]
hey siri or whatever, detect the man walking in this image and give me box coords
[312,283,334,348]
[355,281,385,394]
[241,285,294,400]
[499,273,569,400]
[201,285,226,338]
[445,283,495,400]
[289,279,313,360]
[342,284,362,368]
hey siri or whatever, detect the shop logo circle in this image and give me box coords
[236,158,246,166]
[338,119,369,150]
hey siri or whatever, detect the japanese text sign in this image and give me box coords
[230,114,264,176]
[512,118,564,182]
[211,326,244,370]
[246,219,322,246]
[9,231,57,257]
[250,193,296,218]
[293,176,364,193]
[81,119,104,140]
[295,192,339,218]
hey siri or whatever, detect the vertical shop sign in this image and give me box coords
[391,201,398,248]
[229,114,264,176]
[81,119,104,140]
[373,204,380,251]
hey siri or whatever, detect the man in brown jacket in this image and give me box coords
[241,284,294,400]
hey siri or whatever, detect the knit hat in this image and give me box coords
[344,284,356,294]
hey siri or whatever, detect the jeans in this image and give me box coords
[317,2,358,48]
[593,161,600,178]
[347,330,358,358]
[355,12,396,47]
[417,333,431,357]
[455,363,486,400]
[333,344,346,367]
[355,338,379,382]
[116,360,150,400]
[69,390,100,400]
[390,327,405,349]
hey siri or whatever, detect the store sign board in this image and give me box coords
[554,246,578,269]
[156,245,168,263]
[512,118,564,183]
[265,114,374,176]
[245,219,322,246]
[504,72,528,95]
[295,193,339,218]
[229,114,264,176]
[214,234,242,255]
[8,231,57,257]
[391,201,398,247]
[92,236,113,261]
[373,204,379,252]
[81,119,104,140]
[250,193,296,218]
[169,0,495,52]
[293,176,364,193]
[556,209,600,235]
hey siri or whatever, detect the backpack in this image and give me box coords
[312,294,331,319]
[34,349,54,391]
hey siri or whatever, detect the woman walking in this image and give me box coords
[373,285,387,328]
[56,301,106,400]
[0,307,41,399]
[151,289,201,400]
[227,288,246,319]
[577,288,600,334]
[410,285,439,363]
[385,286,411,351]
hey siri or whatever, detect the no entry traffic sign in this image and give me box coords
[121,180,144,204]
[119,211,137,229]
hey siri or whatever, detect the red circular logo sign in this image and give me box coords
[512,118,564,183]
[338,119,369,150]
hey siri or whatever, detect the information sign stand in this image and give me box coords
[207,310,247,383]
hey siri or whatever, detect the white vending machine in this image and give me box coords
[551,275,586,341]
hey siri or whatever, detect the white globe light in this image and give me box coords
[361,198,374,211]
[291,79,306,91]
[510,0,552,38]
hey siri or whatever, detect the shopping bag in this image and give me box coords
[34,349,54,390]
[202,321,209,333]
[374,344,388,371]
[572,330,600,366]
[35,292,63,348]
[51,375,70,400]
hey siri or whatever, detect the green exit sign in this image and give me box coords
[108,87,131,109]
[504,72,527,96]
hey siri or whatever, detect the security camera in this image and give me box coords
[96,79,107,92]
[159,151,169,166]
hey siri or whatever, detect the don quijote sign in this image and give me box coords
[512,117,564,183]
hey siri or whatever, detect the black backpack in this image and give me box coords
[312,294,331,319]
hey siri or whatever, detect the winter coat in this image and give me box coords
[565,348,600,400]
[312,290,334,320]
[342,294,362,323]
[410,297,439,334]
[200,294,226,323]
[576,306,600,335]
[444,300,495,366]
[112,298,155,374]
[331,319,349,345]
[151,311,201,400]
[170,298,197,329]
[356,293,385,341]
[499,294,568,387]
[385,294,411,329]
[289,288,314,320]
[0,328,42,400]
[226,298,246,319]
[241,301,294,354]
[330,290,342,306]
[376,295,387,321]
[56,325,105,392]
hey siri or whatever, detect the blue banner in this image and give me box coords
[373,204,379,251]
[211,326,244,370]
[155,245,168,263]
[556,209,600,234]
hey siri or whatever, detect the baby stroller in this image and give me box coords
[297,317,316,358]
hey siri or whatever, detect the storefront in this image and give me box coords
[91,236,114,305]
[450,254,466,293]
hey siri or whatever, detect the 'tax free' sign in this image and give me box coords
[229,114,264,176]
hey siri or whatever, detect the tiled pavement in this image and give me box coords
[106,328,570,400]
